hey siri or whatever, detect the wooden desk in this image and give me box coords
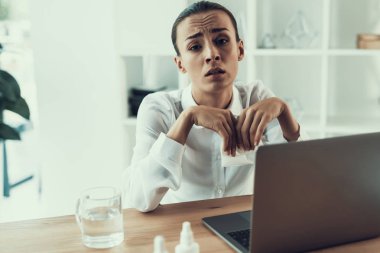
[1,195,380,253]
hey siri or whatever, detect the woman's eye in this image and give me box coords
[189,44,201,51]
[216,38,228,45]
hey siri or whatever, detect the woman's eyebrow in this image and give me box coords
[186,32,203,41]
[210,27,229,33]
[185,27,229,41]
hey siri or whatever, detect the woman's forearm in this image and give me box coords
[167,108,194,145]
[278,103,300,141]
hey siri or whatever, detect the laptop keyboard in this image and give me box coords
[228,229,251,250]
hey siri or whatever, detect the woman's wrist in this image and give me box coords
[166,107,194,145]
[283,123,301,141]
[278,102,300,141]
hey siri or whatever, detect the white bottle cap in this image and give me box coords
[180,222,193,245]
[154,235,168,253]
[175,221,200,253]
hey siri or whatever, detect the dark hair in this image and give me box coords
[171,1,240,56]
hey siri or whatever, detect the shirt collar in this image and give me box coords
[181,83,243,116]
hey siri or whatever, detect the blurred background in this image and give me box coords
[1,0,380,222]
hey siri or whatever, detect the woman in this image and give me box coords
[124,1,306,212]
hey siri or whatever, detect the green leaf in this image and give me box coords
[0,123,21,140]
[0,70,21,102]
[4,97,30,120]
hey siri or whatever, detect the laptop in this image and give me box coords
[202,132,380,253]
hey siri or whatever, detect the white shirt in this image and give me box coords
[123,81,307,212]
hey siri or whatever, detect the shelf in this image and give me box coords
[118,0,380,146]
[328,49,380,56]
[298,115,322,132]
[302,116,380,137]
[325,126,379,135]
[329,0,377,49]
[250,49,380,57]
[326,117,380,135]
[123,55,180,91]
[251,49,323,56]
[119,50,175,57]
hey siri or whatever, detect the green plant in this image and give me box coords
[0,43,30,140]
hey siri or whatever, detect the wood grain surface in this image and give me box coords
[1,195,380,253]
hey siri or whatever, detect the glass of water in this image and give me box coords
[75,186,124,249]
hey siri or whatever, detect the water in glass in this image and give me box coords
[81,206,124,248]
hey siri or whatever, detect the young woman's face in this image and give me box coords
[175,10,244,94]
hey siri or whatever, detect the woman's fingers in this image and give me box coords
[240,110,254,151]
[249,111,263,149]
[217,123,230,155]
[194,105,277,154]
[221,120,232,155]
[255,114,271,145]
[238,109,271,151]
[214,112,238,156]
[235,113,245,150]
[227,112,237,156]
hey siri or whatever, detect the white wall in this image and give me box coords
[30,0,126,215]
[115,0,185,55]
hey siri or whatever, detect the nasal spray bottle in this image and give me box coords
[175,221,200,253]
[153,235,168,253]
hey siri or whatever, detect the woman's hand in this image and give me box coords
[190,105,237,156]
[236,97,288,151]
[167,98,300,155]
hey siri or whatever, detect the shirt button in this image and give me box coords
[216,187,224,196]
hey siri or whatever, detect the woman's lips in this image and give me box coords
[205,67,226,76]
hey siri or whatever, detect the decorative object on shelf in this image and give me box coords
[277,11,318,49]
[128,86,167,116]
[0,42,33,197]
[357,34,380,49]
[260,33,276,49]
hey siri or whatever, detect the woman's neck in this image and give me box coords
[192,85,233,109]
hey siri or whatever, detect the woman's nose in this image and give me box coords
[205,44,221,64]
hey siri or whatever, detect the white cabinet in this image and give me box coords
[116,0,380,140]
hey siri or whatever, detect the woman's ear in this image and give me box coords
[237,40,244,61]
[174,56,187,73]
